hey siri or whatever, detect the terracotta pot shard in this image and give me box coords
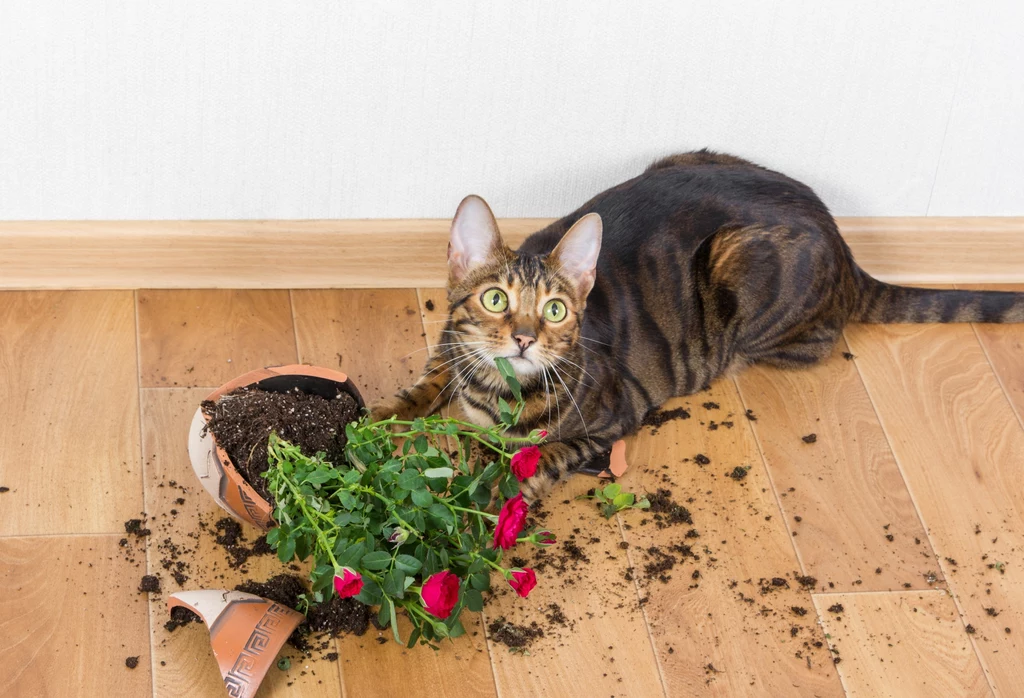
[168,590,304,698]
[187,364,364,530]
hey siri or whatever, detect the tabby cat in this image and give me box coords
[370,150,1024,500]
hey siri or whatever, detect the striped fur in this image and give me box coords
[371,150,1024,500]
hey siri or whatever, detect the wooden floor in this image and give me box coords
[1,286,1022,697]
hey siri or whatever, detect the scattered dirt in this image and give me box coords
[124,518,151,537]
[728,466,749,481]
[842,352,856,360]
[802,434,817,444]
[488,617,545,649]
[235,574,370,649]
[744,409,757,421]
[642,407,691,434]
[164,606,201,633]
[693,454,711,466]
[424,299,435,312]
[125,656,140,669]
[646,489,693,527]
[306,596,371,637]
[0,486,9,493]
[702,402,720,410]
[139,575,161,593]
[201,386,359,503]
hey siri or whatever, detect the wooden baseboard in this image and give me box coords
[1,217,1022,289]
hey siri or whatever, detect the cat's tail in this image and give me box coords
[853,273,1024,323]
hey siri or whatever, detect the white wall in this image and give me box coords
[0,1,1021,220]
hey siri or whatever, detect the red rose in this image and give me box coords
[333,567,363,599]
[420,570,461,619]
[493,492,529,550]
[508,568,537,598]
[510,445,541,481]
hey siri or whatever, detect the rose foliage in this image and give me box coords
[262,358,550,648]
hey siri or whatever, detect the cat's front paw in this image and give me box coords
[519,472,555,503]
[367,399,405,423]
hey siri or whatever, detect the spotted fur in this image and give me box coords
[372,150,1024,500]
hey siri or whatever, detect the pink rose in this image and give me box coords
[508,568,537,598]
[333,567,364,599]
[510,445,541,481]
[493,493,529,550]
[421,570,461,619]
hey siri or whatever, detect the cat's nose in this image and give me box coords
[513,332,537,351]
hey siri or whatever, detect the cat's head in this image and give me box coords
[444,195,602,380]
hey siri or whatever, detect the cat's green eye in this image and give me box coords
[544,299,568,323]
[481,288,509,313]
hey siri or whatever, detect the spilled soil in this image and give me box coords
[201,386,359,502]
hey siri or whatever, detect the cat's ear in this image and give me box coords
[550,213,602,298]
[448,195,505,283]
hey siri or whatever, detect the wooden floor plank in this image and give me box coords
[813,591,989,698]
[0,535,153,697]
[735,342,939,591]
[136,289,297,388]
[847,323,1024,693]
[0,291,142,535]
[483,473,666,698]
[956,284,1024,426]
[291,289,424,405]
[417,287,448,358]
[617,384,844,697]
[140,387,345,697]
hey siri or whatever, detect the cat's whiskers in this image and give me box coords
[548,353,598,389]
[429,348,490,410]
[424,346,489,376]
[578,336,612,347]
[550,361,591,443]
[402,341,486,362]
[541,364,562,440]
[445,351,492,416]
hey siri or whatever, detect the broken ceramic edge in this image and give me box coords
[578,439,630,478]
[186,364,364,531]
[169,590,305,698]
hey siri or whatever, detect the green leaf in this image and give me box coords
[469,571,490,590]
[278,536,296,563]
[470,483,492,507]
[390,598,402,644]
[427,503,453,523]
[355,578,383,605]
[383,569,406,598]
[413,435,429,453]
[265,527,280,546]
[410,488,434,507]
[448,618,467,638]
[406,628,421,649]
[337,541,366,568]
[336,490,358,509]
[603,483,622,498]
[601,502,618,519]
[397,470,425,491]
[377,597,392,628]
[360,551,393,570]
[395,554,423,575]
[635,496,651,510]
[612,492,635,508]
[304,469,335,486]
[422,467,454,480]
[465,589,485,612]
[498,472,519,499]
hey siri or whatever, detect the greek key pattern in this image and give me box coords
[223,603,293,696]
[238,485,272,527]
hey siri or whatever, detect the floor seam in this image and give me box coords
[134,289,158,698]
[843,327,998,698]
[614,436,671,698]
[288,289,303,363]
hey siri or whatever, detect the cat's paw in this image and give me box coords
[518,473,555,504]
[367,400,405,423]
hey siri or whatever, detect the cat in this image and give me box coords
[370,150,1024,501]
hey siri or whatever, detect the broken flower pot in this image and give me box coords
[169,590,304,698]
[187,364,364,530]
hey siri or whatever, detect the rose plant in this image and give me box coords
[262,358,552,648]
